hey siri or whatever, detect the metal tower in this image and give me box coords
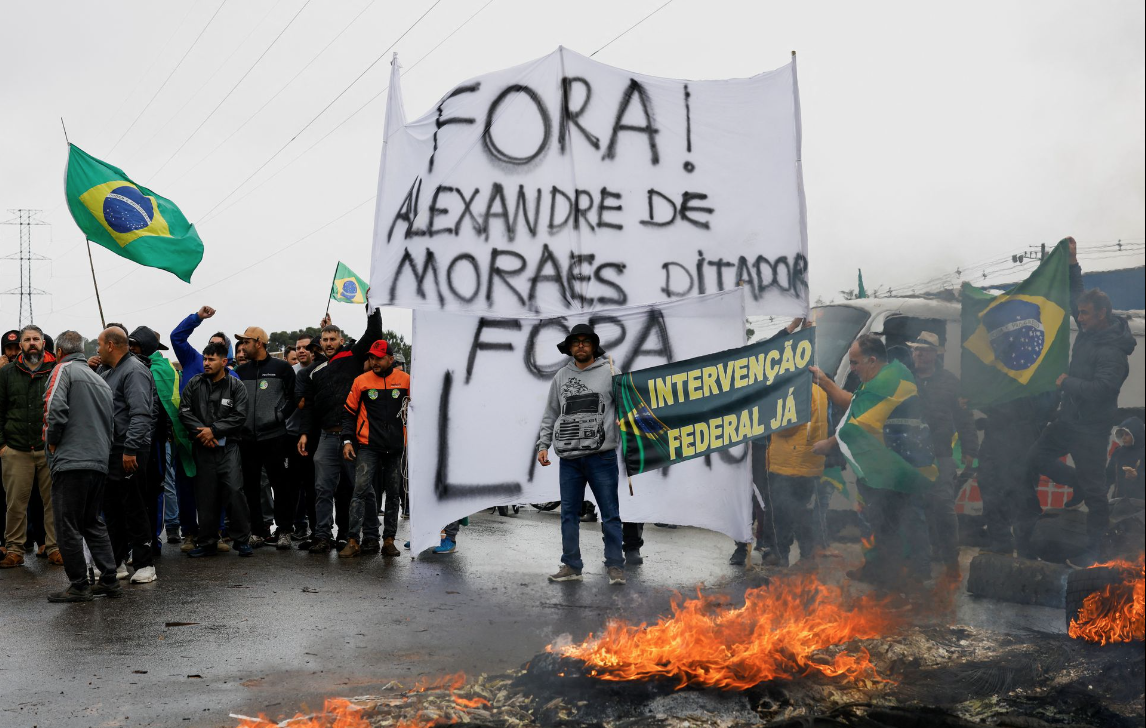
[1,209,50,326]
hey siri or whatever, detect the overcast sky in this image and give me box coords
[2,0,1143,346]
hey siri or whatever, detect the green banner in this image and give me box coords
[614,328,815,476]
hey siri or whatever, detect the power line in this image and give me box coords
[163,0,377,187]
[148,0,315,179]
[107,0,229,156]
[200,0,495,226]
[193,0,443,221]
[591,0,677,57]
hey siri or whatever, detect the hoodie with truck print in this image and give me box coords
[537,358,619,459]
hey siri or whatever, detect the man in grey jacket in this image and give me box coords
[43,331,120,602]
[97,327,158,584]
[537,323,625,585]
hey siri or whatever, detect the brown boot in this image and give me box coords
[381,537,401,557]
[0,551,24,568]
[48,550,64,566]
[338,538,361,558]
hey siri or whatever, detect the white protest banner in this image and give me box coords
[407,290,753,555]
[371,48,809,320]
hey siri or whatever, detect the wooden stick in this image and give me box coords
[86,240,106,329]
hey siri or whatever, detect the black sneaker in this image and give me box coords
[91,581,124,598]
[625,549,644,565]
[729,543,748,565]
[166,529,182,545]
[361,538,381,554]
[47,586,93,603]
[308,539,332,553]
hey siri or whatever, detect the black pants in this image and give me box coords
[1020,420,1110,555]
[769,474,816,563]
[51,469,117,590]
[622,522,644,552]
[240,436,293,538]
[103,449,154,570]
[857,481,929,584]
[978,421,1041,552]
[289,444,315,534]
[195,444,250,548]
[367,449,402,540]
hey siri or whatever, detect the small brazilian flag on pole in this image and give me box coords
[64,145,204,283]
[330,261,367,304]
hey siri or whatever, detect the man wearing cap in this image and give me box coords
[537,323,626,585]
[338,340,409,558]
[234,326,297,549]
[0,325,61,568]
[909,331,978,576]
[287,335,320,543]
[297,309,382,553]
[1,329,20,369]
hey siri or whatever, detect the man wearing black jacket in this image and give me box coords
[297,309,382,553]
[1020,242,1137,565]
[180,342,253,557]
[234,326,296,549]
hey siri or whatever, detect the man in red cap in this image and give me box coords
[338,340,409,558]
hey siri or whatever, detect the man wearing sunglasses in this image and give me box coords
[537,324,625,586]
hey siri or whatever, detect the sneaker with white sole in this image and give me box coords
[249,535,266,549]
[130,566,157,584]
[275,532,292,550]
[548,565,583,582]
[608,566,626,585]
[115,563,129,580]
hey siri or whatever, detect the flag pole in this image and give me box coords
[324,262,339,316]
[86,240,107,329]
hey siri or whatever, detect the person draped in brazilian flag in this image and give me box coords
[64,145,203,282]
[811,334,937,589]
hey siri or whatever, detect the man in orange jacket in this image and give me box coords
[339,341,409,558]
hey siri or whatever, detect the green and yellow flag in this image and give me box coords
[837,359,937,493]
[64,144,203,282]
[960,239,1070,409]
[330,261,367,304]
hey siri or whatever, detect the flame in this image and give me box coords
[860,535,876,551]
[554,573,901,689]
[235,698,369,728]
[453,696,490,709]
[1068,555,1145,645]
[412,671,466,693]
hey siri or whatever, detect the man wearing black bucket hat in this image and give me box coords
[537,323,625,585]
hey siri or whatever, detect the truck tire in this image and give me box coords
[1028,509,1089,564]
[966,553,1070,608]
[1064,564,1134,632]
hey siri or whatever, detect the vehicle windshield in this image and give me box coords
[565,395,599,414]
[812,305,870,378]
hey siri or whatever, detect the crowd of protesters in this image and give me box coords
[1,239,1139,601]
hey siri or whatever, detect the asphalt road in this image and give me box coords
[0,508,1065,728]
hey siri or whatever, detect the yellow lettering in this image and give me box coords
[702,366,719,398]
[687,369,703,400]
[782,387,798,426]
[671,372,688,402]
[723,414,738,445]
[648,380,658,409]
[695,421,709,453]
[780,340,796,374]
[655,377,674,408]
[751,405,766,436]
[765,349,780,385]
[737,409,752,441]
[770,396,783,429]
[749,353,764,385]
[668,428,680,460]
[710,416,723,449]
[795,339,812,369]
[734,358,749,388]
[718,361,736,392]
[681,424,695,457]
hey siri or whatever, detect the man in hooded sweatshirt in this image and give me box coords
[1021,275,1137,565]
[1107,417,1144,501]
[537,323,625,586]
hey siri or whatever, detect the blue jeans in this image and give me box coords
[313,432,355,542]
[162,443,180,531]
[347,447,384,543]
[559,451,624,570]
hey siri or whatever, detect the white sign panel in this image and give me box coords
[407,290,753,554]
[371,48,809,319]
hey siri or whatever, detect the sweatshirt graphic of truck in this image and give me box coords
[554,392,606,456]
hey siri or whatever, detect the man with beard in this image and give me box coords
[536,324,626,586]
[288,336,319,543]
[297,310,382,553]
[0,326,61,568]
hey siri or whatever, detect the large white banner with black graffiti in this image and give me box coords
[371,48,809,319]
[407,290,753,555]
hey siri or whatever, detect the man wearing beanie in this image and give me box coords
[537,323,625,585]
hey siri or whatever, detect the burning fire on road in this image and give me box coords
[1068,554,1146,645]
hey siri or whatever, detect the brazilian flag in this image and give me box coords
[64,145,203,282]
[837,359,937,493]
[330,261,367,304]
[960,239,1069,409]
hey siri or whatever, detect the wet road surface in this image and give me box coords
[0,509,1065,727]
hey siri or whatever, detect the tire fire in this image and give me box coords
[1068,554,1146,645]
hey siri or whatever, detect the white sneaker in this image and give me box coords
[130,566,157,584]
[116,563,129,580]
